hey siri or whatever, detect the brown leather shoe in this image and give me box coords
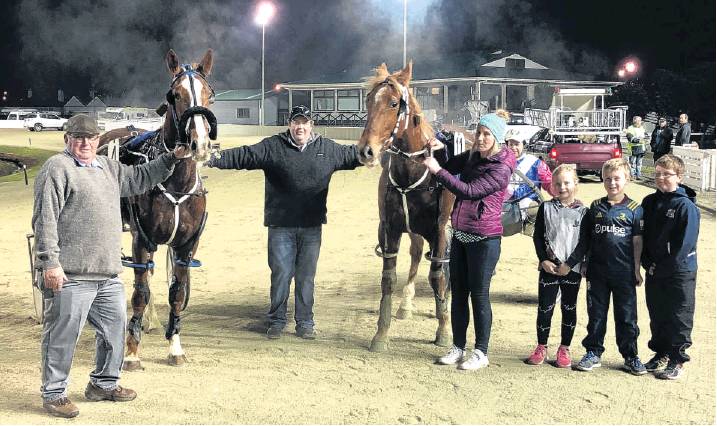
[43,397,79,418]
[84,382,137,402]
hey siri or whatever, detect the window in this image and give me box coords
[337,89,360,111]
[313,90,335,111]
[236,108,250,119]
[414,86,443,111]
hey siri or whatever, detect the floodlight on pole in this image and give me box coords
[255,2,275,127]
[625,61,637,73]
[618,69,626,78]
[403,0,407,68]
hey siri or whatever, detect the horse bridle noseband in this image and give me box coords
[371,78,430,159]
[165,64,218,147]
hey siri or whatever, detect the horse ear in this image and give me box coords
[375,63,389,78]
[166,49,181,75]
[197,49,214,76]
[395,61,413,86]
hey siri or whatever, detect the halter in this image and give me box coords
[165,64,218,147]
[372,78,429,158]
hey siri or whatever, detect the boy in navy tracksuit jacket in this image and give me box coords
[641,154,700,380]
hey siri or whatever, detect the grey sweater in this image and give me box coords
[32,151,176,280]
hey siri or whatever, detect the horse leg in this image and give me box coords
[430,259,452,347]
[397,233,423,320]
[369,225,401,352]
[124,243,153,371]
[142,291,162,333]
[165,249,190,366]
[141,251,162,333]
[431,192,454,346]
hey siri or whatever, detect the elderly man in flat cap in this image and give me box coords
[33,114,186,418]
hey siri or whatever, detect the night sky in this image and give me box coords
[0,0,714,106]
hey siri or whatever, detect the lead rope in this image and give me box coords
[156,169,201,245]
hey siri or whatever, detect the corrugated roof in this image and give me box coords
[280,52,603,87]
[87,96,107,107]
[214,89,280,101]
[64,96,84,107]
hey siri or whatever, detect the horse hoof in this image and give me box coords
[369,338,389,352]
[167,354,187,366]
[123,360,144,371]
[396,308,413,320]
[434,334,451,347]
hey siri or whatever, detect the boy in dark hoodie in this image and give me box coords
[641,154,700,380]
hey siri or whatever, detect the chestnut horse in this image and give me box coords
[98,49,217,369]
[358,62,463,352]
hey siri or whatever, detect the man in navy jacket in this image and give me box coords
[207,105,362,339]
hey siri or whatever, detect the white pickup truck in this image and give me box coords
[0,110,38,129]
[23,112,68,131]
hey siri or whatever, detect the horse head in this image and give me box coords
[358,62,430,167]
[164,49,217,162]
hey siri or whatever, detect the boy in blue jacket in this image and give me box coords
[641,154,700,380]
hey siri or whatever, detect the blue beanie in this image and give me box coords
[478,113,507,142]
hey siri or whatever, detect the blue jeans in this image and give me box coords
[629,154,644,178]
[267,226,322,330]
[449,236,501,353]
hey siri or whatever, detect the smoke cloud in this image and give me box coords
[14,0,611,106]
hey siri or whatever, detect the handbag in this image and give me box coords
[501,201,523,237]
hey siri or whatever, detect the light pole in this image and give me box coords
[403,0,407,67]
[255,2,275,127]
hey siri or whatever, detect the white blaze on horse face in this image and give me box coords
[179,74,211,160]
[180,76,197,107]
[374,86,388,107]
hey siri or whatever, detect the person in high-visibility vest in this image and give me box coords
[625,116,648,180]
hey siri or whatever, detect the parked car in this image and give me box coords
[505,121,543,146]
[466,119,543,146]
[23,112,68,131]
[543,134,623,179]
[0,110,38,129]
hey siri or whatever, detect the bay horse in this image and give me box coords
[98,49,217,369]
[357,62,469,352]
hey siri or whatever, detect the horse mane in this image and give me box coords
[362,67,390,92]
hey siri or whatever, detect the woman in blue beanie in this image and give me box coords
[423,113,516,370]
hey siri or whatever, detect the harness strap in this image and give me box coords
[156,170,201,246]
[375,244,399,258]
[387,156,430,234]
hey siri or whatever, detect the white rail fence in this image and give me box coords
[670,146,716,191]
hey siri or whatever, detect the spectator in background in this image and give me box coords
[650,117,674,162]
[675,113,691,147]
[625,116,648,180]
[505,129,556,236]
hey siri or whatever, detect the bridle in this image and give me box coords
[165,64,218,148]
[369,78,431,159]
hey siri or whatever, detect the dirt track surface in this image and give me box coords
[0,129,714,424]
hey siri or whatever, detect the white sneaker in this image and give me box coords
[458,349,489,370]
[437,345,465,365]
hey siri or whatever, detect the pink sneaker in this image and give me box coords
[555,345,571,368]
[526,344,547,365]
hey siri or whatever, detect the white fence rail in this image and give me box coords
[524,107,626,136]
[671,146,716,191]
